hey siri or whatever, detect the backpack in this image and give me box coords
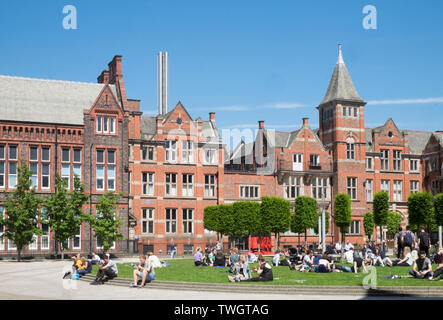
[403,231,413,247]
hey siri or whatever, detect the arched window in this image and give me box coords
[346,137,355,160]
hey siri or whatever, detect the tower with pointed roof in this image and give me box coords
[318,45,367,229]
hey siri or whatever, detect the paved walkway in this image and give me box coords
[0,260,439,300]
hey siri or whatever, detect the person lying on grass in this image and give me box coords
[130,254,155,288]
[337,248,368,274]
[409,251,433,280]
[315,254,334,273]
[243,255,273,282]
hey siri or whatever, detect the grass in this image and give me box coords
[91,259,443,287]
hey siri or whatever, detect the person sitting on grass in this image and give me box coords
[194,247,205,266]
[272,250,282,266]
[393,247,415,267]
[301,250,314,272]
[429,248,443,281]
[228,254,251,282]
[147,251,162,268]
[409,251,433,280]
[243,256,273,282]
[208,248,216,267]
[344,240,354,252]
[130,254,155,288]
[214,250,226,267]
[374,245,393,267]
[91,255,118,285]
[338,248,367,274]
[248,252,258,263]
[228,247,239,273]
[312,250,322,267]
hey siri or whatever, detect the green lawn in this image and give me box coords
[91,259,443,287]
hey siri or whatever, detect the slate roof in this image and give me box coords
[319,45,364,106]
[0,75,119,125]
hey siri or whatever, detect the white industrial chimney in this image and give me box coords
[158,51,169,115]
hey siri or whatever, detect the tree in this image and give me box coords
[363,212,375,241]
[387,211,402,237]
[334,193,352,247]
[0,160,42,261]
[203,205,219,239]
[373,191,389,242]
[232,201,262,252]
[44,174,88,260]
[434,193,443,246]
[260,196,291,250]
[292,196,317,247]
[87,192,124,254]
[408,192,434,233]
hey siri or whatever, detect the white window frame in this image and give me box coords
[380,150,389,171]
[96,165,105,191]
[142,172,155,196]
[8,161,17,189]
[182,141,194,164]
[72,228,81,250]
[165,173,177,196]
[8,239,17,251]
[142,208,154,235]
[142,146,154,161]
[239,185,260,199]
[41,163,50,189]
[204,148,217,165]
[165,141,177,163]
[366,179,373,202]
[348,221,361,235]
[182,209,194,234]
[292,153,303,171]
[393,150,402,171]
[410,181,419,194]
[107,165,115,191]
[165,208,177,234]
[310,154,320,166]
[347,177,357,200]
[96,116,103,133]
[110,117,116,134]
[204,175,216,198]
[41,224,50,251]
[29,235,38,250]
[30,162,38,189]
[366,157,373,170]
[346,143,355,160]
[61,164,70,189]
[410,159,419,172]
[393,180,402,202]
[182,174,194,197]
[285,176,302,199]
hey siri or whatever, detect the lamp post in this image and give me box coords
[322,185,326,254]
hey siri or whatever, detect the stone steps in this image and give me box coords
[79,275,443,297]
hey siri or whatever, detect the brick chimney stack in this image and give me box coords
[259,121,265,129]
[303,118,309,126]
[209,112,215,121]
[108,55,123,84]
[97,70,110,84]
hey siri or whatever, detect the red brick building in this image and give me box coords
[0,49,442,257]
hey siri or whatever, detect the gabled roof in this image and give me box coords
[319,45,364,106]
[0,75,119,125]
[406,130,433,155]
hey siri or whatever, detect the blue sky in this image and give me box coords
[0,0,442,141]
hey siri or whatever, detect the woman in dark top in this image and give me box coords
[244,256,273,282]
[214,251,226,267]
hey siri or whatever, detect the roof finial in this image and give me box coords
[337,43,344,65]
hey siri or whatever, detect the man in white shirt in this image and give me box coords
[335,242,342,253]
[344,241,354,252]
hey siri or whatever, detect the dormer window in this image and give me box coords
[96,115,116,134]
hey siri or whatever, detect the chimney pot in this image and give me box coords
[209,112,215,121]
[97,70,110,84]
[259,121,265,129]
[303,118,309,126]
